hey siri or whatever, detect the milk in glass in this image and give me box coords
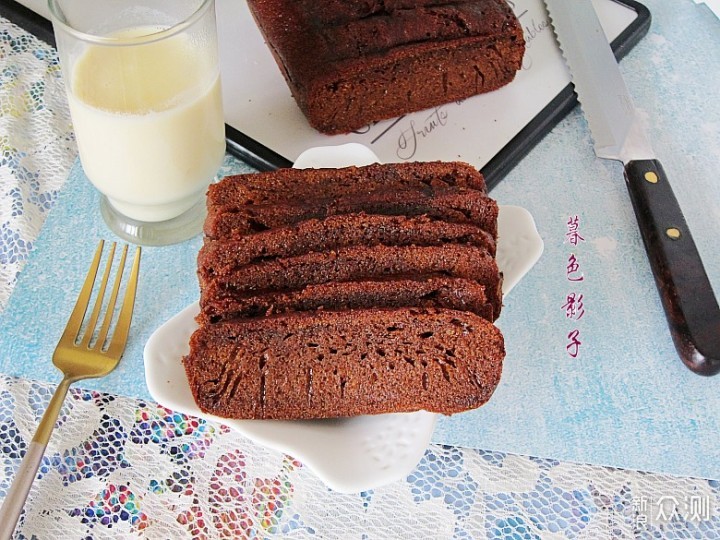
[68,27,225,223]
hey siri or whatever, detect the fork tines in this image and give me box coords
[62,240,141,355]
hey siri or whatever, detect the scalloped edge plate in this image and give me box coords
[144,143,543,493]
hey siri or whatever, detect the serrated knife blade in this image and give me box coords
[544,0,720,375]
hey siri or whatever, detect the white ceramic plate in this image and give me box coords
[144,143,543,493]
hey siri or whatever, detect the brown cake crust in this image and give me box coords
[183,307,505,420]
[198,277,493,324]
[246,0,525,133]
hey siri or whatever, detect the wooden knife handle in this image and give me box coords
[625,159,720,376]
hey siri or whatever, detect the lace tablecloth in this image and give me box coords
[1,13,719,540]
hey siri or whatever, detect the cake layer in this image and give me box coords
[198,213,495,280]
[207,161,487,207]
[198,277,493,324]
[247,0,525,133]
[200,244,503,316]
[183,307,505,419]
[204,187,499,240]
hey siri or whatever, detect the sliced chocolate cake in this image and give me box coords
[184,161,507,420]
[200,244,502,318]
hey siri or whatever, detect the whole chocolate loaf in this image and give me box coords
[246,0,525,133]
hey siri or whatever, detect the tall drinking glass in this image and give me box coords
[49,0,225,245]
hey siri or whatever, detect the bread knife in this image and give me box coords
[543,0,720,375]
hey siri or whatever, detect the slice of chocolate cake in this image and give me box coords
[204,187,499,240]
[200,244,503,318]
[198,277,494,324]
[183,307,505,420]
[198,214,495,280]
[206,161,487,207]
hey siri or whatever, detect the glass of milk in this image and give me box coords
[49,0,225,245]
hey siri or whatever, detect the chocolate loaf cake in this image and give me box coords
[198,214,495,280]
[183,308,505,420]
[246,0,525,134]
[198,277,494,324]
[186,160,507,421]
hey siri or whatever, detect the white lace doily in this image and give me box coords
[0,374,718,538]
[0,16,75,312]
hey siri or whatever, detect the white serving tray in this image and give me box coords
[144,143,544,493]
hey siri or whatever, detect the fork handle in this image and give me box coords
[0,442,47,539]
[0,378,72,539]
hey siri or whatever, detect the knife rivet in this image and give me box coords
[666,228,681,240]
[644,171,659,184]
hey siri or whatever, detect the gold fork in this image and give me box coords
[0,240,141,539]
